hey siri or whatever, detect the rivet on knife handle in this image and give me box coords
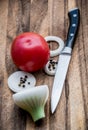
[65,8,80,49]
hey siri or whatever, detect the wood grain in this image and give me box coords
[68,0,77,11]
[0,0,88,130]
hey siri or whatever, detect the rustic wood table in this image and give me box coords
[0,0,88,130]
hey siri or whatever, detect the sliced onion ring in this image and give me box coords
[44,59,58,76]
[8,71,36,93]
[45,36,64,57]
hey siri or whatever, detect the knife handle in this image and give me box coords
[65,8,80,49]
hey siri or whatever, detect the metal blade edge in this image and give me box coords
[51,54,71,113]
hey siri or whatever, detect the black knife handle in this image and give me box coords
[65,8,80,49]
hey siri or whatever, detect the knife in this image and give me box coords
[51,1,80,113]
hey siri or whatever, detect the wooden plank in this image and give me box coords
[26,1,50,130]
[48,0,66,130]
[66,0,87,130]
[0,1,9,130]
[0,0,30,130]
[77,0,88,129]
[68,48,86,130]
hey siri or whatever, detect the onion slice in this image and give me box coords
[44,59,58,76]
[8,71,36,93]
[45,36,64,57]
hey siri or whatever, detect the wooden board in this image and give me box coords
[0,0,88,130]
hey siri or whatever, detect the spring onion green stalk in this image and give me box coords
[13,85,49,122]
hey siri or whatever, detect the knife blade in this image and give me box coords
[51,8,80,113]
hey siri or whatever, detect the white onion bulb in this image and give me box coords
[13,85,49,122]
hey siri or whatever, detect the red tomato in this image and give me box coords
[11,32,50,72]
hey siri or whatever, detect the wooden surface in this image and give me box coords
[0,0,88,130]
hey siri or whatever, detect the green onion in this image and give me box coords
[13,85,49,122]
